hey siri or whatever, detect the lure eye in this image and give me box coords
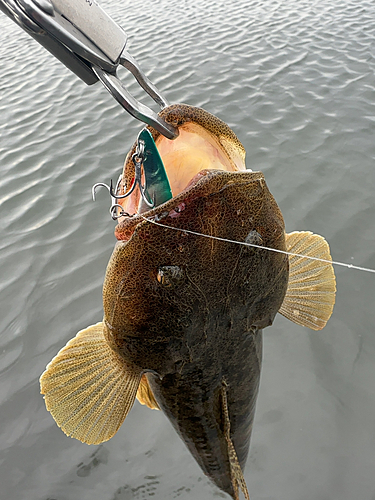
[157,266,184,288]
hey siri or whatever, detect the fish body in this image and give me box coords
[40,105,336,499]
[105,167,288,497]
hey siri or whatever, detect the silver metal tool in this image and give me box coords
[0,0,178,139]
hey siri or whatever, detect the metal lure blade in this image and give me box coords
[139,128,173,210]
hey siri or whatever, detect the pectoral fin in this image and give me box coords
[40,322,142,445]
[279,231,336,330]
[221,382,250,500]
[136,374,160,410]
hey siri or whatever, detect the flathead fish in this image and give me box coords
[40,104,336,499]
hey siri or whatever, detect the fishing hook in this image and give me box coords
[92,136,154,220]
[92,180,128,219]
[108,140,154,208]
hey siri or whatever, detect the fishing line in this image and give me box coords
[138,214,375,274]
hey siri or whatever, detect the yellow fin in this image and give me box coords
[279,231,336,330]
[136,374,160,410]
[40,322,142,445]
[221,382,250,500]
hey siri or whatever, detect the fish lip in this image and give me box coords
[115,169,265,241]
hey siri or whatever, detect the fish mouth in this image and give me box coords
[115,104,247,239]
[153,118,246,197]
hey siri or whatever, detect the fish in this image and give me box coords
[40,104,336,499]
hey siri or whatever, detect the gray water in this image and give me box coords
[1,0,375,499]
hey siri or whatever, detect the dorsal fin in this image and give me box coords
[221,381,250,500]
[40,322,142,444]
[137,374,160,410]
[279,231,336,330]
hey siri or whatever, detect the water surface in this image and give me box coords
[0,0,375,499]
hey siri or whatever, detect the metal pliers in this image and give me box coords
[0,0,178,139]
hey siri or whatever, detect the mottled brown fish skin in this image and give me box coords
[147,327,262,496]
[104,164,289,497]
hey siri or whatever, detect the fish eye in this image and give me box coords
[157,265,184,288]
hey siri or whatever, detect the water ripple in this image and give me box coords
[1,0,375,499]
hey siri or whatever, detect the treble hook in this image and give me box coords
[108,140,145,200]
[92,182,111,202]
[110,203,131,220]
[107,140,153,208]
[92,135,154,219]
[92,176,129,220]
[130,145,154,208]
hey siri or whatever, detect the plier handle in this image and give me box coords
[0,0,178,139]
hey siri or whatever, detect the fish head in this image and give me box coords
[103,104,289,376]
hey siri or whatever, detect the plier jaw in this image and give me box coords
[0,0,179,139]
